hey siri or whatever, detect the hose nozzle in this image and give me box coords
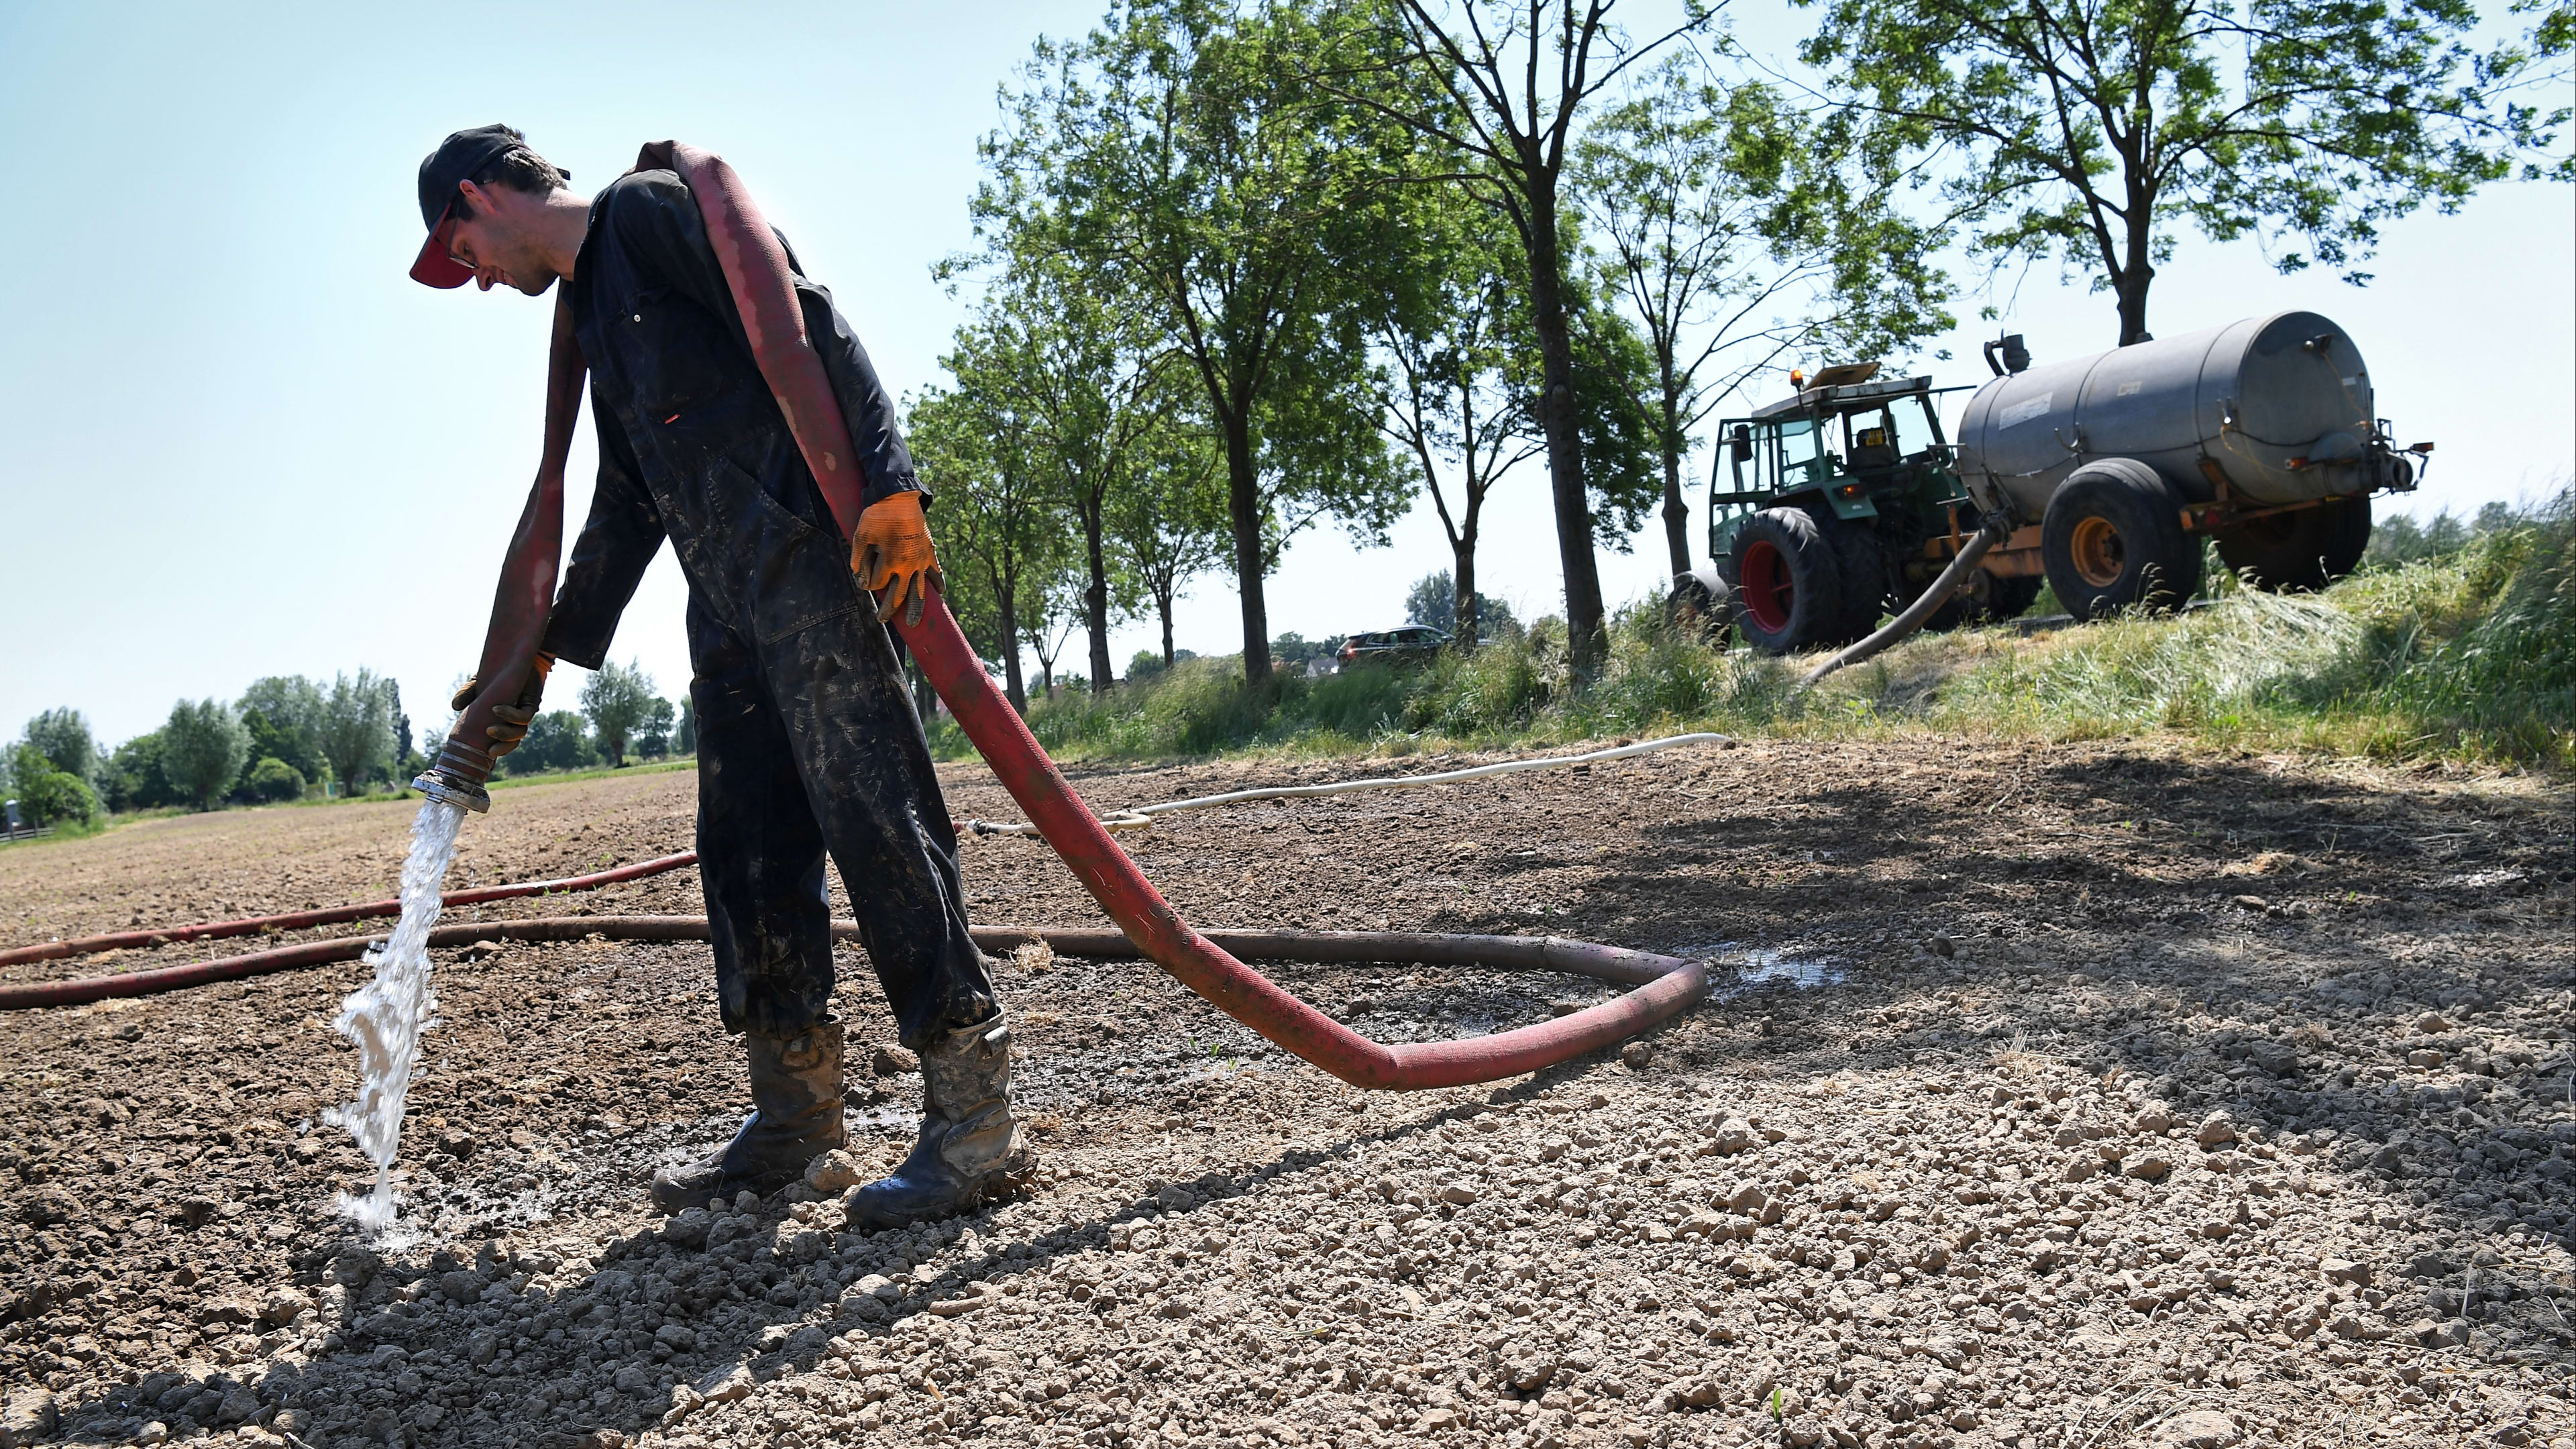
[413,737,495,814]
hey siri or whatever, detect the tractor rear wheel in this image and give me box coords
[1725,507,1845,654]
[2041,460,2202,617]
[1825,521,1893,643]
[2216,495,2372,592]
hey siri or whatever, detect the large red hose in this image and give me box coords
[0,851,700,969]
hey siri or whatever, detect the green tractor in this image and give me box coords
[1681,362,2036,654]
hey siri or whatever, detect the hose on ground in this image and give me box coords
[0,918,1705,1053]
[957,733,1735,837]
[0,852,702,969]
[1799,517,2012,690]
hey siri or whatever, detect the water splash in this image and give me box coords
[323,798,466,1236]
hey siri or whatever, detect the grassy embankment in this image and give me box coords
[930,491,2575,772]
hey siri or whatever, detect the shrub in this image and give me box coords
[503,711,602,775]
[246,757,307,802]
[8,745,99,826]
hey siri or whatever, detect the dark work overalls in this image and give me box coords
[537,169,996,1046]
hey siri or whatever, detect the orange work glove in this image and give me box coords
[449,653,553,758]
[851,490,943,627]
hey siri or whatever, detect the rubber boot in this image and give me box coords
[651,1018,845,1212]
[845,1010,1027,1229]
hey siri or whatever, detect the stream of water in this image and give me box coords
[321,798,466,1236]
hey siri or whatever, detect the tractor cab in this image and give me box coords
[1705,364,1972,564]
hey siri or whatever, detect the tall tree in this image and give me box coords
[989,256,1180,695]
[1336,0,1718,674]
[578,660,656,768]
[1372,213,1542,649]
[910,354,1065,715]
[1107,423,1233,669]
[317,669,396,796]
[1801,0,2569,345]
[979,0,1414,682]
[19,708,100,786]
[1574,58,1949,578]
[162,699,250,811]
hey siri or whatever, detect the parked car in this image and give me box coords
[1336,625,1450,669]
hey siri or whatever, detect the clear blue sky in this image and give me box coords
[3,2,2567,750]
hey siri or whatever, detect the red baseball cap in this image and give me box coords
[411,125,566,288]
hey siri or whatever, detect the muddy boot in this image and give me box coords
[846,1011,1027,1229]
[651,1018,845,1213]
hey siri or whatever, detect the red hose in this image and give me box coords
[892,589,1708,1088]
[0,851,699,969]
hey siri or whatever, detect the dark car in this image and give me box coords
[1336,625,1450,669]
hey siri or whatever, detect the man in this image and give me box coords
[411,123,1022,1224]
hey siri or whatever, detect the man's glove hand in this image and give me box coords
[851,491,943,627]
[449,654,553,758]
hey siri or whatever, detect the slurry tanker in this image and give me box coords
[1684,312,2435,653]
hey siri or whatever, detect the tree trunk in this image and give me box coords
[1081,498,1114,695]
[1520,171,1605,676]
[998,586,1028,715]
[1221,408,1273,682]
[1658,368,1691,579]
[1452,533,1479,651]
[2114,213,2155,346]
[1158,588,1177,667]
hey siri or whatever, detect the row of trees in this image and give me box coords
[2,672,421,821]
[913,0,2561,693]
[3,660,696,824]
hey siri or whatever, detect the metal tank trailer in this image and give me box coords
[1685,311,2434,653]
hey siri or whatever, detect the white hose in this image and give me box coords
[957,731,1736,837]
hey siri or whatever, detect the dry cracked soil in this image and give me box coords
[2,737,2572,1449]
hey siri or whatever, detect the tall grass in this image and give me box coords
[928,488,2573,770]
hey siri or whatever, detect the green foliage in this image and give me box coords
[502,711,601,775]
[245,757,307,803]
[317,669,396,797]
[1800,0,2568,341]
[8,743,99,827]
[634,698,678,758]
[977,0,1419,680]
[99,732,179,812]
[235,676,328,790]
[1270,634,1341,668]
[20,708,101,786]
[161,698,251,810]
[910,339,1067,712]
[676,695,698,755]
[2363,500,2533,570]
[1403,572,1516,638]
[1573,58,1951,568]
[932,488,2574,770]
[578,660,657,767]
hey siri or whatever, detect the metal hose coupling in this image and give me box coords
[413,737,495,814]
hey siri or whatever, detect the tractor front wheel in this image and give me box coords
[1725,508,1845,654]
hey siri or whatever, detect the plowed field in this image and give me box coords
[3,740,2570,1449]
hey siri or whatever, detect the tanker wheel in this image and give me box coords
[2041,460,2202,617]
[1726,507,1845,654]
[2216,495,2372,592]
[1988,572,2043,622]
